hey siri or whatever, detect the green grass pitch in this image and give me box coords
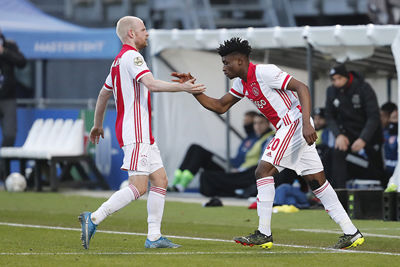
[0,191,399,266]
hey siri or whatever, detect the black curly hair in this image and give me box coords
[217,37,252,57]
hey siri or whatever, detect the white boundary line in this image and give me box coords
[0,222,399,256]
[291,229,400,239]
[0,251,344,256]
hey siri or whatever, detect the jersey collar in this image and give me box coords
[246,62,256,83]
[122,44,138,52]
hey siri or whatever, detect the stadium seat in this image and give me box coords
[0,118,45,158]
[0,118,108,192]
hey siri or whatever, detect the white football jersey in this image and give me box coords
[103,44,153,147]
[229,63,302,129]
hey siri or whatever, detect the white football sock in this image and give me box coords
[313,181,357,235]
[147,186,166,241]
[91,184,140,225]
[256,177,275,236]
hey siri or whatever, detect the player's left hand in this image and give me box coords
[303,123,317,145]
[171,72,196,84]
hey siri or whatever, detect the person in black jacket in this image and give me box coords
[0,29,26,180]
[0,29,26,148]
[325,64,384,188]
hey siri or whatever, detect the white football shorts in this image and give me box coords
[121,142,164,176]
[261,117,324,176]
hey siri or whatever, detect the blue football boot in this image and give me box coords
[78,212,97,249]
[144,237,181,248]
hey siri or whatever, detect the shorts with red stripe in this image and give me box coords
[121,142,164,175]
[261,117,323,176]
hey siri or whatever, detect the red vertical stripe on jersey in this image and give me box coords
[133,81,139,143]
[133,80,143,143]
[281,74,291,90]
[113,64,124,147]
[137,81,142,143]
[148,90,154,144]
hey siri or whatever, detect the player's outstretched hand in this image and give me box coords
[171,72,196,84]
[303,123,317,146]
[90,126,104,144]
[182,80,206,94]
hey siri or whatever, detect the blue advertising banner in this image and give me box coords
[0,0,120,59]
[5,30,121,59]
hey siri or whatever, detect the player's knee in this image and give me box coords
[307,179,321,191]
[158,178,168,189]
[303,171,326,190]
[136,185,148,196]
[255,162,276,180]
[254,167,263,180]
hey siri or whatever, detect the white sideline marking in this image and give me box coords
[291,229,400,239]
[0,251,350,256]
[0,222,399,256]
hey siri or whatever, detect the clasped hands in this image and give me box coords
[171,72,205,95]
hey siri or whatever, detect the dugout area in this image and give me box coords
[149,26,400,189]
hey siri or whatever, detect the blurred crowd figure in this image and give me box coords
[168,110,261,192]
[169,111,275,196]
[0,28,26,180]
[380,102,398,180]
[199,113,274,197]
[368,0,400,24]
[325,64,385,189]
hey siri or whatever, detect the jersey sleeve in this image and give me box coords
[103,73,113,91]
[229,78,245,99]
[126,51,151,82]
[258,64,292,90]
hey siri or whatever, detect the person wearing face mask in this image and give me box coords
[0,29,27,180]
[325,64,384,189]
[383,106,398,186]
[199,114,275,197]
[168,110,261,192]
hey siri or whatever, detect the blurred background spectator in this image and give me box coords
[0,28,26,180]
[169,110,259,192]
[325,64,385,189]
[381,102,398,179]
[199,114,274,197]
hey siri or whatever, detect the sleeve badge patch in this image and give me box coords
[134,57,144,66]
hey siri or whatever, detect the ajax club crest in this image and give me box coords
[250,82,260,96]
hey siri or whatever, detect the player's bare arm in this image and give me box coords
[193,92,240,114]
[141,73,205,93]
[286,78,317,145]
[90,87,113,144]
[171,72,240,113]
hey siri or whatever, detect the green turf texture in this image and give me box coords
[0,191,399,266]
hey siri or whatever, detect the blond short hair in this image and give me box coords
[116,16,142,42]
